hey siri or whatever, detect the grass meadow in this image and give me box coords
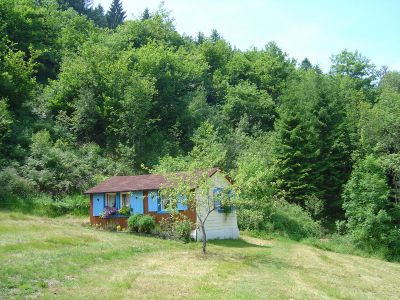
[1,211,400,299]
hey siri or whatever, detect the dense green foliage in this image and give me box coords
[342,156,400,258]
[127,214,156,233]
[1,0,400,259]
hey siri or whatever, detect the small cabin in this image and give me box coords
[84,168,239,240]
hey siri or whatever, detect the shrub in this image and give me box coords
[158,214,193,242]
[268,201,322,240]
[335,220,347,235]
[173,217,192,243]
[127,214,142,232]
[159,215,175,239]
[23,131,102,195]
[37,198,69,217]
[128,214,155,233]
[61,194,89,215]
[237,208,265,231]
[343,156,392,250]
[387,228,400,260]
[0,166,36,207]
[30,194,89,217]
[137,215,156,233]
[238,199,322,240]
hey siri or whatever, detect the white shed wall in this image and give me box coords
[191,172,240,241]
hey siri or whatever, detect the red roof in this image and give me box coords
[84,168,219,194]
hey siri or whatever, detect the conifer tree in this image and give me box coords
[141,8,151,20]
[210,29,221,43]
[106,0,126,29]
[273,70,352,219]
[88,4,108,27]
[300,58,312,70]
[57,0,92,14]
[196,32,205,44]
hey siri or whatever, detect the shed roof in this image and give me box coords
[84,168,220,194]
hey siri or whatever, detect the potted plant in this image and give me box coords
[100,207,118,218]
[118,206,131,217]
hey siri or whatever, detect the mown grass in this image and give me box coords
[1,211,400,299]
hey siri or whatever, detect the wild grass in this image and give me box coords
[1,210,400,299]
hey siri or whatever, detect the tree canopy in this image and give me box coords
[1,0,400,259]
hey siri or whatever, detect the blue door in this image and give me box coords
[130,191,144,214]
[93,193,104,216]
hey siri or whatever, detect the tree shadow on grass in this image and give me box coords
[208,238,271,249]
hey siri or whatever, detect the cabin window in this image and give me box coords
[105,193,116,208]
[213,188,223,209]
[160,197,171,211]
[213,188,233,212]
[121,192,130,208]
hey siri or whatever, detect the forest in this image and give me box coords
[1,0,400,260]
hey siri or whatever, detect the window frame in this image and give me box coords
[213,187,234,213]
[160,196,171,212]
[120,192,130,208]
[213,187,223,209]
[105,193,117,208]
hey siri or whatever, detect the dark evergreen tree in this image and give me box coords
[57,0,92,14]
[210,29,221,43]
[313,76,353,218]
[273,70,352,219]
[141,8,151,20]
[300,58,312,70]
[106,0,126,29]
[87,4,108,27]
[57,0,108,27]
[196,32,205,44]
[273,81,320,207]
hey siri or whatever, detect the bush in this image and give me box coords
[37,198,69,217]
[237,208,265,231]
[62,194,89,215]
[0,166,36,207]
[387,228,400,260]
[158,216,175,239]
[158,214,192,242]
[35,194,89,217]
[238,199,322,241]
[127,214,142,232]
[270,201,322,240]
[335,220,347,235]
[128,214,155,233]
[173,217,192,243]
[137,215,156,233]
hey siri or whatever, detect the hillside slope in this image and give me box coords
[0,211,399,299]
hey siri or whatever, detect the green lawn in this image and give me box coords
[1,211,400,299]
